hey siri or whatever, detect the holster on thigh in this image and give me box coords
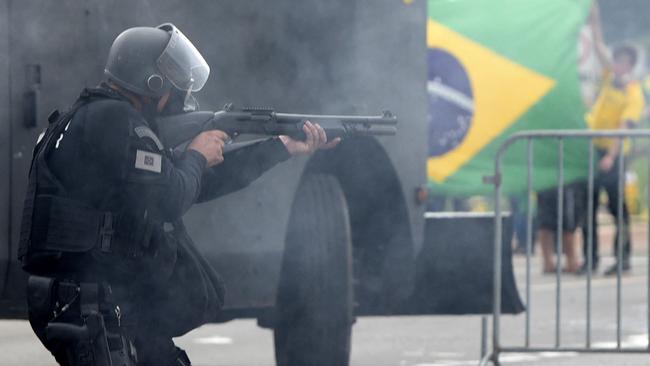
[27,276,138,366]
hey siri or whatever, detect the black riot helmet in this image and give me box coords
[104,23,210,98]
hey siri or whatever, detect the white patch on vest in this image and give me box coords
[134,150,162,173]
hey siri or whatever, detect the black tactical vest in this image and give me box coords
[18,88,159,276]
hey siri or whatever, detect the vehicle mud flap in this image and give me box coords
[411,213,524,314]
[274,174,353,366]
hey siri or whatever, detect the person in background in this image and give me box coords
[537,183,585,273]
[580,3,645,275]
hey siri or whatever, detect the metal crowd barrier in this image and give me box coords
[479,130,650,366]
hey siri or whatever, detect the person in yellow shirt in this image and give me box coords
[580,3,645,275]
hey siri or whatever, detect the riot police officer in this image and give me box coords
[19,23,338,366]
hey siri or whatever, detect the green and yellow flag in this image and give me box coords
[427,0,592,195]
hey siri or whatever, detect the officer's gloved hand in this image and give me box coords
[279,120,340,156]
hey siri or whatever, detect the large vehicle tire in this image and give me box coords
[274,174,354,366]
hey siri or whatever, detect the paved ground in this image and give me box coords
[3,221,650,365]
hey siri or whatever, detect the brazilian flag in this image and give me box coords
[427,0,592,195]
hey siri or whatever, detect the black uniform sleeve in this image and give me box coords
[83,100,207,222]
[122,148,207,221]
[196,137,291,202]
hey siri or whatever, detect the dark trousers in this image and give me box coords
[28,232,224,365]
[582,149,631,265]
[28,291,182,366]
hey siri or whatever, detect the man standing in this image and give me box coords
[19,24,338,365]
[581,3,645,275]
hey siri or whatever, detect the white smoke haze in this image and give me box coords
[0,0,428,312]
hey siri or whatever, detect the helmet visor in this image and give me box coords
[156,24,210,92]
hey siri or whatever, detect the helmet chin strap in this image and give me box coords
[182,88,199,112]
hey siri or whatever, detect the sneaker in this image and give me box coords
[603,261,631,276]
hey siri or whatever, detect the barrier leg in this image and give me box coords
[480,316,488,359]
[478,353,492,366]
